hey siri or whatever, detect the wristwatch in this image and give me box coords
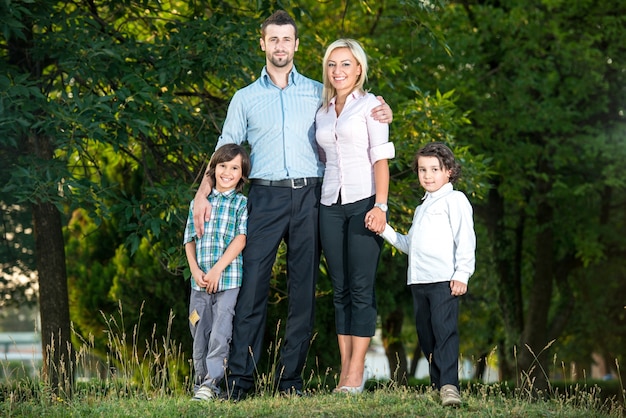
[374,203,388,212]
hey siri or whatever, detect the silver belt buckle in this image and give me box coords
[291,178,307,189]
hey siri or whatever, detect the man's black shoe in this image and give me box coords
[279,387,308,398]
[219,385,249,402]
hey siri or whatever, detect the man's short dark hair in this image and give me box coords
[261,10,298,39]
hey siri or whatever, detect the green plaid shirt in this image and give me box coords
[183,189,248,292]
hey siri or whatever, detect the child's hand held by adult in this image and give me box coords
[364,208,385,234]
[450,280,467,296]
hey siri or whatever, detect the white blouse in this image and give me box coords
[315,91,394,206]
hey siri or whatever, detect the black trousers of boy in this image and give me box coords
[410,281,460,389]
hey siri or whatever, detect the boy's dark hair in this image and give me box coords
[261,10,298,39]
[412,142,462,184]
[206,144,251,193]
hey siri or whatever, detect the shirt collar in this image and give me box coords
[261,65,299,87]
[211,188,237,199]
[422,182,453,201]
[330,90,362,106]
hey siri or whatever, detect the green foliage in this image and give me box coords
[0,0,262,379]
[413,0,626,380]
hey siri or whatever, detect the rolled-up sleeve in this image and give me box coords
[370,141,395,163]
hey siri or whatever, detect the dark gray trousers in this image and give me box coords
[411,281,460,389]
[226,183,321,392]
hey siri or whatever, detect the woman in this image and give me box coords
[315,38,395,393]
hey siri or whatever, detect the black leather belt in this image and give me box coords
[250,177,321,189]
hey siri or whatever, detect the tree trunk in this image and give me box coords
[478,186,525,380]
[382,308,408,384]
[518,174,554,393]
[33,201,73,395]
[29,132,73,397]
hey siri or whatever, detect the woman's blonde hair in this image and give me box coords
[321,38,369,111]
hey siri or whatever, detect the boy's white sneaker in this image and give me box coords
[192,386,216,401]
[440,384,461,407]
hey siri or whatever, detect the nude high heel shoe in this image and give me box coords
[335,367,369,394]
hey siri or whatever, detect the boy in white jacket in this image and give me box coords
[372,142,475,406]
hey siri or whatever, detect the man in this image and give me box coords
[192,10,392,399]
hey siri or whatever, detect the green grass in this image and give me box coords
[1,373,624,418]
[1,383,623,417]
[1,308,623,417]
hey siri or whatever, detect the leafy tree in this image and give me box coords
[1,0,75,392]
[0,0,261,391]
[410,0,626,387]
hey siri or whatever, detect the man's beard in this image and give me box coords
[269,53,291,68]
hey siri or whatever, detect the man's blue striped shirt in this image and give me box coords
[216,66,324,180]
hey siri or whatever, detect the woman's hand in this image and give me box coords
[365,207,386,234]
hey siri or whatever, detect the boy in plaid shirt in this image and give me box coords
[183,144,250,401]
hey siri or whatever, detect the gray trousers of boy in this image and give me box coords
[189,287,239,391]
